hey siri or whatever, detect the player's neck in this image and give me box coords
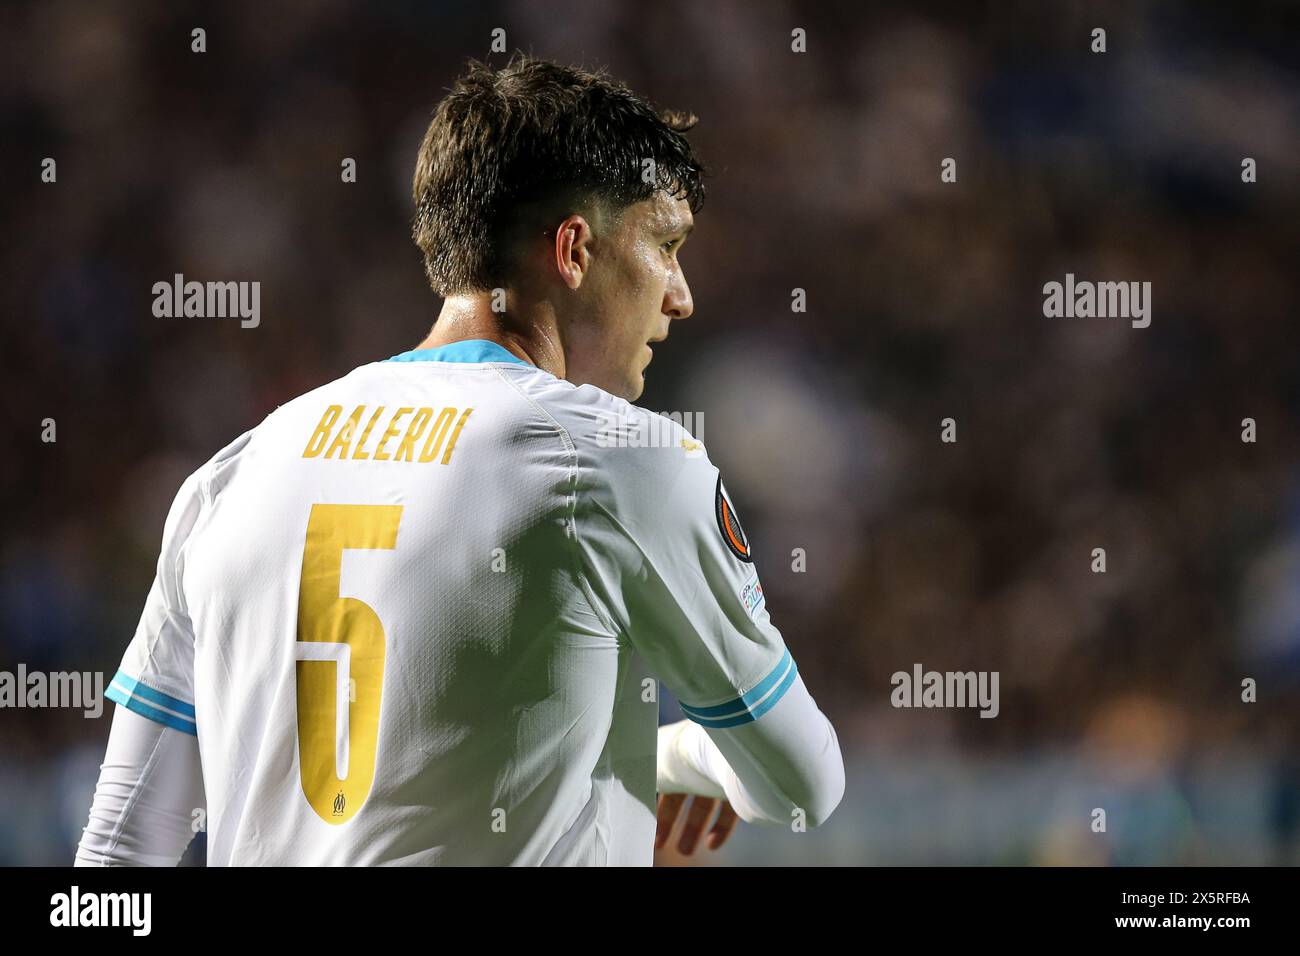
[415,295,565,378]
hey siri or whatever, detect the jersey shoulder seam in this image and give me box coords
[488,366,624,643]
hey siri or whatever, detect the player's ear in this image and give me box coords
[553,214,593,290]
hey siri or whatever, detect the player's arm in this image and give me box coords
[575,409,845,828]
[76,704,204,866]
[76,469,208,865]
[656,672,844,827]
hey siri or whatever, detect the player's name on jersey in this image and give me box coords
[303,404,474,464]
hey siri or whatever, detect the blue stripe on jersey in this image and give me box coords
[110,670,196,717]
[107,670,198,735]
[679,649,798,728]
[385,339,532,366]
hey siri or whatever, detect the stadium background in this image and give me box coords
[2,0,1298,865]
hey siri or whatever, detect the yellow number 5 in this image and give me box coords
[295,503,402,824]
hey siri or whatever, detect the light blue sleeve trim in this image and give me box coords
[107,670,198,735]
[679,649,798,729]
[385,339,532,366]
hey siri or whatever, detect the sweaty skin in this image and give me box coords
[415,190,695,402]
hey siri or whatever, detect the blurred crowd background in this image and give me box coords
[2,0,1298,865]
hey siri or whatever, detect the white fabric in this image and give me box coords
[655,676,845,828]
[657,720,727,799]
[75,705,204,866]
[82,350,844,865]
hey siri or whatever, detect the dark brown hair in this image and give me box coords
[412,54,706,296]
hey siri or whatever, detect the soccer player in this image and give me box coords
[76,55,844,866]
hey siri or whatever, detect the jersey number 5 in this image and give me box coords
[295,503,402,824]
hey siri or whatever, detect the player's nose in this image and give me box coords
[664,270,693,321]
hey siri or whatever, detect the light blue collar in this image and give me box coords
[386,339,532,367]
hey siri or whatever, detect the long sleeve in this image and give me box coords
[75,703,205,866]
[657,671,844,827]
[566,391,845,829]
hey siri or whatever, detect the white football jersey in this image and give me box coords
[106,339,799,865]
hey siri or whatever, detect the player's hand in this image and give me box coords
[655,793,739,855]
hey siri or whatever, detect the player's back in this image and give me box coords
[176,340,651,864]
